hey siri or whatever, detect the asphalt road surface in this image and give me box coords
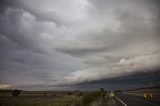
[114,93,160,106]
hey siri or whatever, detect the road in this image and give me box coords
[114,93,160,106]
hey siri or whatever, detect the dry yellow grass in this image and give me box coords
[0,91,81,106]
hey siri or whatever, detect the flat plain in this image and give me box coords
[0,91,82,106]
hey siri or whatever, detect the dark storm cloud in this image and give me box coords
[0,0,160,90]
[56,6,160,57]
[0,2,83,90]
[0,0,67,26]
[53,0,160,87]
[0,0,16,7]
[73,70,160,90]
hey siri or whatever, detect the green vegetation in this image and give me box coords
[0,91,81,106]
[81,91,105,105]
[73,89,108,106]
[0,89,109,106]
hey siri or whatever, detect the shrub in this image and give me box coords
[100,88,105,92]
[81,91,106,105]
[12,89,22,97]
[67,92,72,95]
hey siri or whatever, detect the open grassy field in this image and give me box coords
[2,88,159,106]
[0,90,109,106]
[0,90,82,106]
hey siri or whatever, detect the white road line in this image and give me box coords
[115,95,128,106]
[124,95,160,106]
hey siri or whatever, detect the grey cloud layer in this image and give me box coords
[0,0,160,90]
[0,6,83,89]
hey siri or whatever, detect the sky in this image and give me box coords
[0,0,160,90]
